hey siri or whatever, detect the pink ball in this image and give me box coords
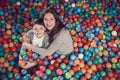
[56,68,63,76]
[107,71,113,77]
[80,76,87,80]
[35,70,43,77]
[39,65,46,72]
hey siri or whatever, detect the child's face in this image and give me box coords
[32,24,46,38]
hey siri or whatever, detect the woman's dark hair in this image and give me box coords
[32,18,44,26]
[41,8,66,43]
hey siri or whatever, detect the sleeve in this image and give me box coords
[43,33,49,48]
[32,33,62,58]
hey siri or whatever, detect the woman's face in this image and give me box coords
[43,13,56,31]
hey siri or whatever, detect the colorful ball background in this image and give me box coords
[0,0,120,80]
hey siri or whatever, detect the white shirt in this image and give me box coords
[32,35,45,47]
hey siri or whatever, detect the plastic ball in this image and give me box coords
[21,69,28,75]
[56,68,63,76]
[65,72,72,79]
[14,73,21,80]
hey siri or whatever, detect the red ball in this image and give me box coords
[7,55,14,60]
[63,58,69,64]
[107,71,113,77]
[56,58,62,63]
[13,68,20,74]
[37,58,43,66]
[11,47,17,52]
[48,64,54,71]
[53,61,60,68]
[14,42,19,47]
[56,68,63,76]
[39,65,46,72]
[35,70,43,77]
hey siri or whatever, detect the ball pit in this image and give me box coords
[0,0,120,80]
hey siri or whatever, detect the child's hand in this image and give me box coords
[23,33,30,42]
[21,61,35,69]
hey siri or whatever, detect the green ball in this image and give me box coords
[100,71,106,77]
[93,59,98,65]
[52,77,59,80]
[118,52,120,57]
[0,52,4,57]
[74,73,80,79]
[60,63,66,69]
[116,62,120,68]
[112,64,116,69]
[60,54,66,59]
[11,34,17,40]
[95,48,99,53]
[7,72,13,78]
[98,58,103,63]
[20,49,26,56]
[4,53,9,58]
[1,20,6,24]
[65,72,71,79]
[101,39,106,43]
[33,77,40,80]
[45,69,51,75]
[98,46,103,51]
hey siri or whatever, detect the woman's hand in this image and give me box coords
[22,42,32,50]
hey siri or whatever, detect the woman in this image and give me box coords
[22,8,73,69]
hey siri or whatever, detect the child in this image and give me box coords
[18,18,49,69]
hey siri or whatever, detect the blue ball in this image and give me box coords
[22,75,30,80]
[43,59,49,66]
[9,60,15,66]
[32,53,39,60]
[21,69,28,75]
[13,52,18,58]
[22,55,29,61]
[14,73,21,80]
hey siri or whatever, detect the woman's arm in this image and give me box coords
[22,35,62,58]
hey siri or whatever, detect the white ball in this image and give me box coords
[16,2,21,6]
[50,60,55,64]
[71,3,76,7]
[112,30,117,36]
[78,53,84,59]
[65,0,69,2]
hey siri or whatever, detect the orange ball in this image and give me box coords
[83,45,89,50]
[81,68,86,74]
[6,30,12,35]
[19,60,26,67]
[106,62,112,68]
[9,42,14,48]
[70,29,76,35]
[7,66,13,71]
[3,61,9,67]
[91,64,97,71]
[111,58,117,64]
[85,73,91,79]
[0,57,5,63]
[69,70,74,76]
[103,50,108,56]
[6,23,11,29]
[87,68,93,74]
